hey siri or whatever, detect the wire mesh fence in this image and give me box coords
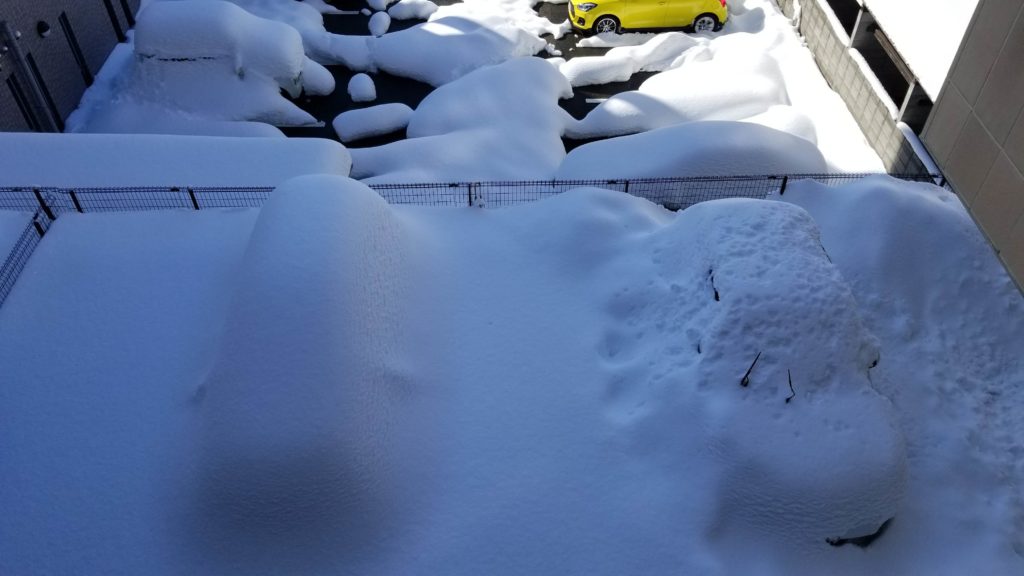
[0,172,944,308]
[0,210,49,308]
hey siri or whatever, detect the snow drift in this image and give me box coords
[352,58,574,183]
[198,176,414,543]
[558,121,828,179]
[568,52,790,139]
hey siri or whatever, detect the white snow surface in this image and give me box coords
[559,32,699,87]
[387,0,438,20]
[367,15,546,86]
[558,121,828,179]
[347,73,378,102]
[0,133,351,188]
[352,58,574,183]
[567,52,790,138]
[862,0,979,99]
[369,11,392,36]
[0,211,32,260]
[5,175,1022,575]
[565,0,882,171]
[71,3,333,131]
[333,103,413,143]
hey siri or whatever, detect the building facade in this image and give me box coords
[0,0,139,132]
[922,0,1024,288]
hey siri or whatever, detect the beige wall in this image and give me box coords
[922,0,1024,288]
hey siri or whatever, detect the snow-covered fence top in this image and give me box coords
[0,172,942,310]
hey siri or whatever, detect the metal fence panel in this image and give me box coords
[0,173,946,309]
[0,210,48,308]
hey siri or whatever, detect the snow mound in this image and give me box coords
[434,0,567,39]
[352,58,574,183]
[369,11,391,36]
[333,103,412,143]
[568,52,789,139]
[368,0,398,10]
[369,16,545,86]
[559,32,699,87]
[198,175,413,539]
[558,121,827,179]
[388,0,438,20]
[130,1,328,126]
[347,73,377,102]
[602,196,906,548]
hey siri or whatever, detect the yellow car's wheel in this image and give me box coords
[592,15,620,34]
[692,13,720,32]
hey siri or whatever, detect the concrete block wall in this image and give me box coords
[776,0,930,175]
[0,0,139,132]
[922,0,1024,288]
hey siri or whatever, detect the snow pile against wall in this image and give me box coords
[783,176,1024,574]
[558,121,827,179]
[352,58,574,182]
[0,133,351,188]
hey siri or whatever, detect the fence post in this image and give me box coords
[623,180,630,194]
[188,187,199,210]
[32,219,46,238]
[69,190,83,213]
[467,183,474,207]
[778,175,789,196]
[32,188,56,221]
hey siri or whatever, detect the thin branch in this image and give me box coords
[740,351,761,387]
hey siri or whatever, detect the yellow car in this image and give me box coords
[569,0,728,35]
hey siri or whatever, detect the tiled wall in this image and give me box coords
[922,0,1024,288]
[1,0,139,132]
[776,0,930,175]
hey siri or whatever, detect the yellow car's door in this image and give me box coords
[624,0,668,29]
[665,0,702,26]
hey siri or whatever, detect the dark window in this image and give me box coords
[59,12,94,86]
[6,74,42,132]
[25,53,64,132]
[102,0,127,42]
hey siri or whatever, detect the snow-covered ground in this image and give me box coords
[69,0,881,175]
[0,211,33,260]
[2,1,1022,575]
[1,175,1021,575]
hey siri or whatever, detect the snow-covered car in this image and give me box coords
[569,0,728,35]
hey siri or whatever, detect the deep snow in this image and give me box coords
[1,176,1021,575]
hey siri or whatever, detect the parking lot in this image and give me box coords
[282,0,650,150]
